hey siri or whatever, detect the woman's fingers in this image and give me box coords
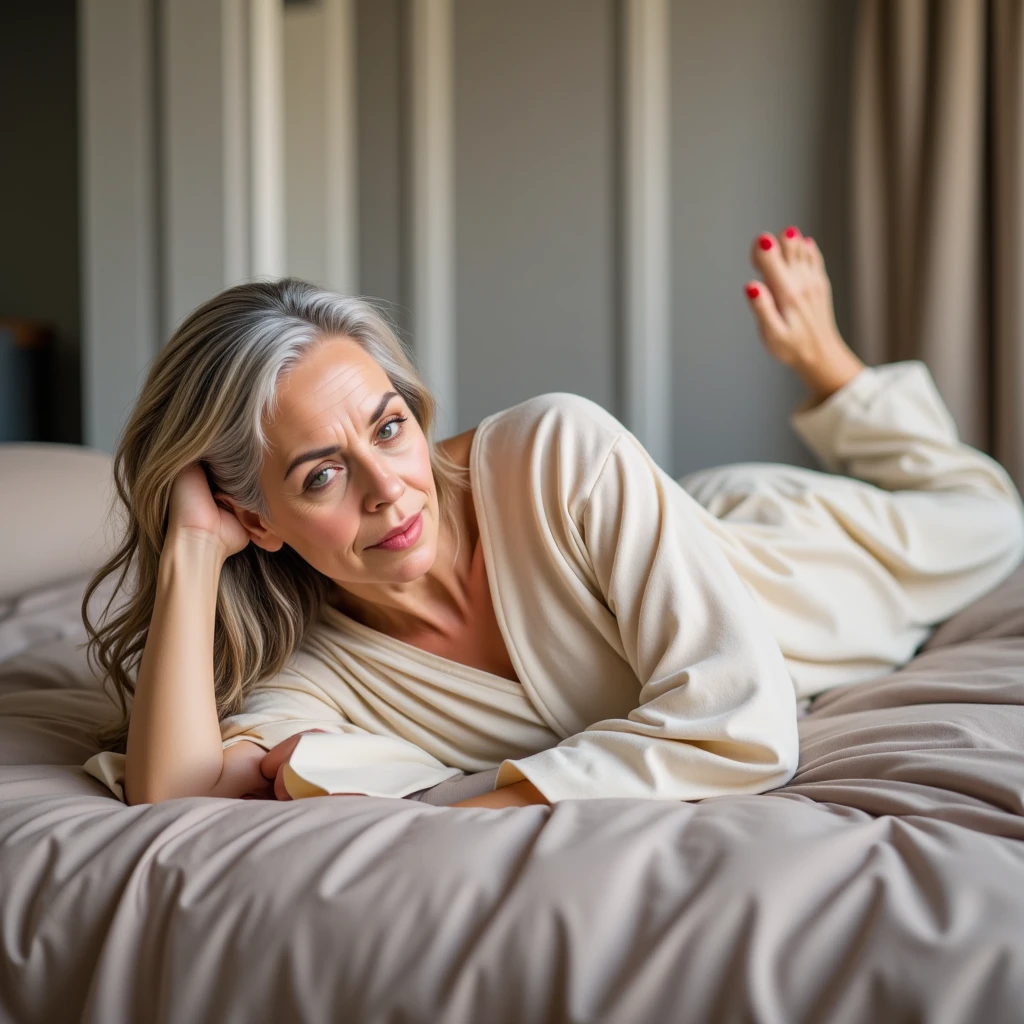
[259,728,329,780]
[259,735,300,780]
[240,785,276,800]
[274,762,293,801]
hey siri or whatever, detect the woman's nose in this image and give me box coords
[361,456,404,509]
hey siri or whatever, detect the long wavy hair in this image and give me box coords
[83,278,469,755]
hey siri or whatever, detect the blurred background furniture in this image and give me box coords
[0,318,55,443]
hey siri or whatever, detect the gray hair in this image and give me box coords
[83,277,469,755]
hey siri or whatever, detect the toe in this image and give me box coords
[744,279,789,354]
[781,225,804,262]
[803,235,825,271]
[750,232,796,310]
[782,225,812,265]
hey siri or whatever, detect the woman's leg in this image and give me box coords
[746,228,1023,613]
[786,359,1024,621]
[680,229,1024,695]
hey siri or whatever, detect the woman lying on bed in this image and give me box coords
[81,226,1024,808]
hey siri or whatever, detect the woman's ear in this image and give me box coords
[213,491,285,553]
[211,491,233,515]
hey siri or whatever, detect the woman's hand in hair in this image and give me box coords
[167,462,251,560]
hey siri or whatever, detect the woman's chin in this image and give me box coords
[369,541,435,581]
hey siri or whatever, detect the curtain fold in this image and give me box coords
[851,0,1024,491]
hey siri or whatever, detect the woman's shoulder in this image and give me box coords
[477,391,626,452]
[474,392,627,512]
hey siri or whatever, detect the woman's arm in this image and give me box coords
[493,426,800,803]
[124,531,230,805]
[210,739,275,800]
[448,779,549,809]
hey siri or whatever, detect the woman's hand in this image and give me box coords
[259,729,363,801]
[260,730,325,800]
[166,462,251,561]
[449,779,550,809]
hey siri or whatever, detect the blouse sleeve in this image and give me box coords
[219,674,464,800]
[493,428,800,803]
[82,669,463,803]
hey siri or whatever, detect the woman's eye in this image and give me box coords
[306,467,335,492]
[304,416,405,493]
[378,415,406,441]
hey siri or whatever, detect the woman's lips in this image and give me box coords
[371,511,423,551]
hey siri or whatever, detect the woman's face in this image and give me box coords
[242,336,439,587]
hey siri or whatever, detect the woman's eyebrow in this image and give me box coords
[283,390,399,480]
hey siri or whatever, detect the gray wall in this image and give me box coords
[345,0,858,477]
[453,0,619,429]
[3,0,858,470]
[670,0,857,475]
[355,0,407,339]
[0,1,81,444]
[284,2,328,286]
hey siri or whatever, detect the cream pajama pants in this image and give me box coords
[675,359,1024,700]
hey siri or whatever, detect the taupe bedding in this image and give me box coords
[3,564,1024,1023]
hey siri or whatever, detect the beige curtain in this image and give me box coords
[851,0,1024,491]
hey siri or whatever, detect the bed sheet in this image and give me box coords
[3,566,1024,1023]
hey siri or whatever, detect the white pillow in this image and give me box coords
[0,443,119,601]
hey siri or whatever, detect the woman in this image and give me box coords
[82,227,1024,809]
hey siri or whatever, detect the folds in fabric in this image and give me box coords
[487,398,801,803]
[83,695,465,803]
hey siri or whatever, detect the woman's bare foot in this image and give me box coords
[744,226,866,407]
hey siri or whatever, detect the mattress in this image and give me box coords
[3,563,1024,1023]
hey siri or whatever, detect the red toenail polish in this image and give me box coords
[784,227,798,239]
[805,236,814,245]
[758,236,773,251]
[745,284,760,299]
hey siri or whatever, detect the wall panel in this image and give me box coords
[452,0,618,432]
[669,0,858,476]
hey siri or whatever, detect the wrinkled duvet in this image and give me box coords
[3,564,1024,1024]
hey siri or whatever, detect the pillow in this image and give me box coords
[0,635,115,767]
[0,443,118,601]
[0,572,124,766]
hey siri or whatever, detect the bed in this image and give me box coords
[3,442,1024,1023]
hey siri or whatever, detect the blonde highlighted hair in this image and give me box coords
[83,278,468,755]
